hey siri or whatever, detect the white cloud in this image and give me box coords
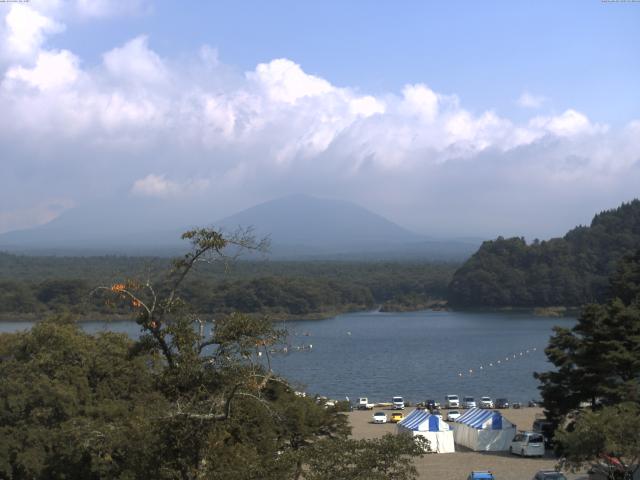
[248,58,334,104]
[103,35,166,84]
[5,49,80,90]
[401,84,439,122]
[529,109,605,137]
[1,4,64,60]
[517,91,547,109]
[131,174,209,198]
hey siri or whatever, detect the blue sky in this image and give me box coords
[0,0,639,239]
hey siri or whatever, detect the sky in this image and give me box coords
[0,0,639,239]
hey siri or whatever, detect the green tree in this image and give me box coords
[556,403,640,480]
[303,434,428,480]
[535,250,640,433]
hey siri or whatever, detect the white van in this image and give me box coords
[445,394,460,408]
[392,396,405,410]
[509,431,545,457]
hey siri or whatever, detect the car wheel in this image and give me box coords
[521,449,525,456]
[509,447,513,455]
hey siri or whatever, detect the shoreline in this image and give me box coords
[0,302,579,323]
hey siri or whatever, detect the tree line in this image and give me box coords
[449,199,640,307]
[0,255,456,319]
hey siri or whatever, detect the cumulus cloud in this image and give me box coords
[5,49,80,90]
[103,35,166,84]
[0,1,639,238]
[0,4,65,61]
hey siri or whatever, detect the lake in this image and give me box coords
[0,310,574,405]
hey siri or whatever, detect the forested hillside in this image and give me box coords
[448,200,640,307]
[0,255,456,319]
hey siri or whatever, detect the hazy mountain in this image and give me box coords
[0,194,481,260]
[218,194,422,246]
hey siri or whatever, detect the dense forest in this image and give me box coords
[449,200,640,307]
[0,254,456,320]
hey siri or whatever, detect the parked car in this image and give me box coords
[445,394,460,408]
[467,471,495,480]
[529,399,542,407]
[495,398,510,409]
[390,412,404,423]
[480,396,494,409]
[532,418,555,447]
[510,431,545,457]
[463,396,477,409]
[392,396,405,410]
[372,412,387,424]
[357,397,374,410]
[512,401,522,409]
[425,399,440,410]
[533,471,567,480]
[447,409,461,421]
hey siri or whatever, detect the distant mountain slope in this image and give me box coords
[448,200,640,307]
[0,194,479,260]
[218,194,423,248]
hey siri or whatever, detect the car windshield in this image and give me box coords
[464,397,474,401]
[449,410,459,414]
[530,434,544,443]
[393,397,403,402]
[374,412,384,416]
[481,397,491,401]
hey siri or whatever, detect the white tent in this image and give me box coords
[453,408,516,451]
[396,409,455,453]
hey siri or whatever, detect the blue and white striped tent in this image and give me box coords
[396,409,455,453]
[398,409,451,432]
[453,408,516,451]
[455,408,505,430]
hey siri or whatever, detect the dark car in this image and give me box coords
[425,399,438,410]
[512,401,522,409]
[533,419,555,447]
[495,398,509,409]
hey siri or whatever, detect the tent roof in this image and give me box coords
[455,408,512,430]
[398,409,451,431]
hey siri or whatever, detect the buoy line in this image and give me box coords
[457,347,539,378]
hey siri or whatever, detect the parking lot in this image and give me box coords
[347,407,587,480]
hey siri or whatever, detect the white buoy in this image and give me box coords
[489,363,493,367]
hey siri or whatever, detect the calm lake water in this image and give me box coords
[0,310,574,405]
